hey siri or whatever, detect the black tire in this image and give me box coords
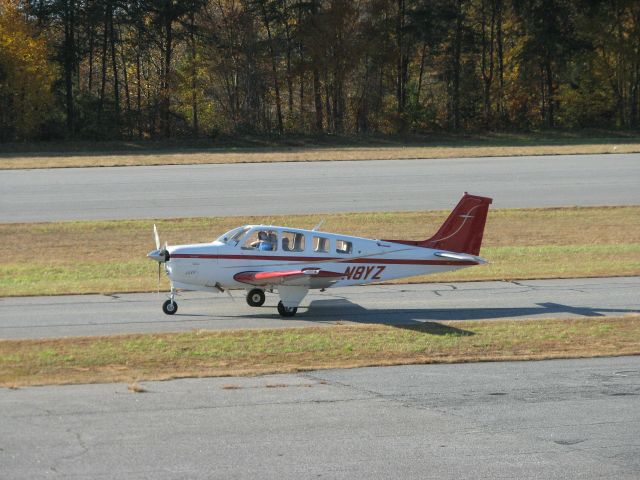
[246,289,266,307]
[162,299,178,315]
[277,301,297,317]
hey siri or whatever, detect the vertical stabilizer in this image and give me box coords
[383,193,493,255]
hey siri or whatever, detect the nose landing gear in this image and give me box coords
[162,299,178,315]
[162,288,178,315]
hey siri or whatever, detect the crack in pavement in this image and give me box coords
[48,428,90,476]
[9,395,375,420]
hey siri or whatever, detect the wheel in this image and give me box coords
[162,299,178,315]
[277,301,297,317]
[246,289,266,307]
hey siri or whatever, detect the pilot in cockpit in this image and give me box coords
[251,231,273,251]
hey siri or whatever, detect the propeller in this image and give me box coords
[148,224,170,293]
[148,225,170,262]
[154,224,160,250]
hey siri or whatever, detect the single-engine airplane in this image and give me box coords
[148,193,492,317]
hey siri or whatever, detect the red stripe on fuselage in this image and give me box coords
[170,253,477,266]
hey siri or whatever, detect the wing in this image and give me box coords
[234,268,344,289]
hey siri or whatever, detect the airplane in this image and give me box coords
[147,193,492,317]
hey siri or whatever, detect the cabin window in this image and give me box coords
[336,239,352,254]
[243,229,278,251]
[282,231,305,252]
[313,235,329,253]
[216,226,250,245]
[228,227,250,245]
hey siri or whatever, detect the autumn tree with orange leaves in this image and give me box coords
[0,0,55,140]
[2,0,640,141]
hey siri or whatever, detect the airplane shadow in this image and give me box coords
[292,299,639,327]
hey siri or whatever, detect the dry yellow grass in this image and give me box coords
[127,382,147,393]
[1,206,638,296]
[1,316,638,387]
[2,143,640,169]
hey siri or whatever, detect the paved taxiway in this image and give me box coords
[1,277,638,339]
[2,356,639,479]
[2,153,639,222]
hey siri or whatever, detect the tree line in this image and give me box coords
[1,0,639,141]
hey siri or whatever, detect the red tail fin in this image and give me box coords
[383,193,493,255]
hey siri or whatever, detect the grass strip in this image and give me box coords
[1,206,639,297]
[2,143,640,169]
[1,316,639,387]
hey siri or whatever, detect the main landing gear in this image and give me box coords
[277,301,297,317]
[162,288,178,315]
[247,289,297,317]
[246,289,266,307]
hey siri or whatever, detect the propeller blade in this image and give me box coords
[157,262,161,295]
[153,224,160,250]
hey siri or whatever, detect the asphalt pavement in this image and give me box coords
[1,277,638,339]
[1,356,639,479]
[2,152,639,479]
[2,153,639,222]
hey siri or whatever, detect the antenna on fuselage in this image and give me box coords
[312,219,325,231]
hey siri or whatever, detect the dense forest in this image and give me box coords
[0,0,639,141]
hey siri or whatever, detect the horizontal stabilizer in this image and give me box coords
[434,251,487,264]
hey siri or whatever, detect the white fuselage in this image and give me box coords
[163,225,483,293]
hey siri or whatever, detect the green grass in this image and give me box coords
[2,244,638,297]
[2,316,639,387]
[1,206,639,296]
[424,244,640,282]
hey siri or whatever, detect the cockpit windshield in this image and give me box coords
[215,226,251,245]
